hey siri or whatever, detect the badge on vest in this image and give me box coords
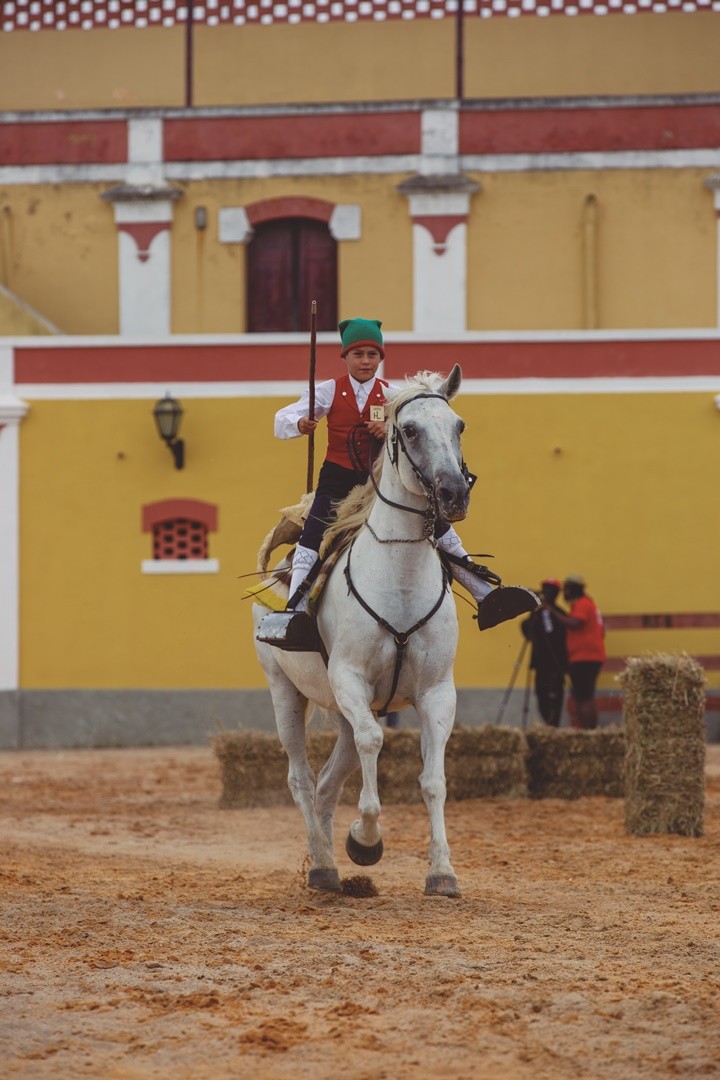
[370,405,385,422]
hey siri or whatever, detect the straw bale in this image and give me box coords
[620,653,705,837]
[214,724,527,808]
[525,726,625,800]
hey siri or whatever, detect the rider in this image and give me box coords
[262,318,532,649]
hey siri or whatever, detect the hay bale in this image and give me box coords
[525,726,625,799]
[620,653,705,837]
[214,724,527,808]
[445,726,528,799]
[213,730,362,809]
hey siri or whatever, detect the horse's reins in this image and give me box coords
[343,391,472,716]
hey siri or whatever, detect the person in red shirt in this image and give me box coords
[546,574,606,730]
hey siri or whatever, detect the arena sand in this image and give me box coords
[1,744,718,1079]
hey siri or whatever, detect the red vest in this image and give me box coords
[326,375,388,471]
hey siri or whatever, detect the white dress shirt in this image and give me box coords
[274,375,382,440]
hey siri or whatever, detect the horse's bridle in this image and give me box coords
[366,392,477,542]
[342,391,475,716]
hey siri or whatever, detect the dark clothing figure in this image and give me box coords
[521,579,568,727]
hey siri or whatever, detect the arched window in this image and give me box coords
[246,217,337,332]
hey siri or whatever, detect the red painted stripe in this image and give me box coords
[163,113,421,161]
[14,344,345,384]
[604,613,720,629]
[604,656,720,673]
[385,339,720,380]
[460,103,720,156]
[15,338,720,385]
[0,121,127,167]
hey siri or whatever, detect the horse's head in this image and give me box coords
[386,364,472,523]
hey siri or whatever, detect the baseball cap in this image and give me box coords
[564,574,586,587]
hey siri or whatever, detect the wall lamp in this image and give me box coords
[152,393,185,469]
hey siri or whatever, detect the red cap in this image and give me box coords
[541,578,562,589]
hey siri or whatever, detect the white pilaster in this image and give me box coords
[397,175,479,335]
[0,346,28,692]
[102,183,181,336]
[412,221,468,334]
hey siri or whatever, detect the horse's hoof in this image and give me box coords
[345,832,384,867]
[308,868,342,892]
[424,874,462,898]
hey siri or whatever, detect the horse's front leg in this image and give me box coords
[330,670,385,867]
[415,682,462,898]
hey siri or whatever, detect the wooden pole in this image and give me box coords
[306,300,317,494]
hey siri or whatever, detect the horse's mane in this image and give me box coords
[319,370,448,558]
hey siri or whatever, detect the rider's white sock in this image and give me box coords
[436,526,494,603]
[288,545,319,610]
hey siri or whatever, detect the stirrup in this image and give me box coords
[475,586,540,631]
[256,610,324,653]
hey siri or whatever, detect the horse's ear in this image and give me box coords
[439,363,462,401]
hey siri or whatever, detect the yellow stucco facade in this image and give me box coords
[2,13,719,111]
[17,386,720,695]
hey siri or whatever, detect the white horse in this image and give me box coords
[253,365,477,898]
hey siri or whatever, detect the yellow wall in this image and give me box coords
[465,13,720,99]
[467,169,717,331]
[2,14,718,111]
[0,184,118,335]
[194,21,455,106]
[19,389,720,694]
[0,28,185,111]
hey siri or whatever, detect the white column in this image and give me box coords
[0,345,28,693]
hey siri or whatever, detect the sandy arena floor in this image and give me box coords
[1,742,719,1079]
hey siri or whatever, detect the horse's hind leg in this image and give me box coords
[415,684,462,898]
[263,665,340,891]
[315,712,360,854]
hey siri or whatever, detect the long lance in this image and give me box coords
[306,300,317,494]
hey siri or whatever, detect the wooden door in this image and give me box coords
[247,218,337,332]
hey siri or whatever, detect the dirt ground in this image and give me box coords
[1,743,719,1080]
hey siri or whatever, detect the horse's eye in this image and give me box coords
[458,420,466,434]
[403,423,417,439]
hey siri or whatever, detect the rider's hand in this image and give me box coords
[297,417,318,435]
[365,420,388,440]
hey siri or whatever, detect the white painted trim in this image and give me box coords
[8,327,720,348]
[412,222,467,333]
[118,230,171,336]
[218,207,252,244]
[0,394,29,692]
[141,559,220,575]
[4,146,720,186]
[329,204,361,241]
[128,118,163,164]
[114,201,174,224]
[15,376,720,401]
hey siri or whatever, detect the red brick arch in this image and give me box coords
[245,197,335,227]
[142,499,217,532]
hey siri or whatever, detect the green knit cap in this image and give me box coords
[338,318,384,358]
